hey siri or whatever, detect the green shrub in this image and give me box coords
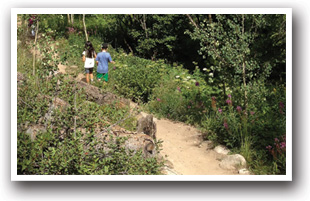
[147,66,219,125]
[17,129,162,175]
[109,50,169,102]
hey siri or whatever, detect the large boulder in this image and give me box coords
[219,154,247,170]
[136,114,157,140]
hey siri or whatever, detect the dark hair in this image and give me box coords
[84,41,95,58]
[101,43,108,50]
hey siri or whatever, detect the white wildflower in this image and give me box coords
[203,68,207,71]
[175,75,180,79]
[209,73,214,77]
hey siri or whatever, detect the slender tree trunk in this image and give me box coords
[32,19,39,76]
[241,14,248,110]
[67,14,71,24]
[124,38,134,55]
[71,14,74,25]
[186,14,199,29]
[143,14,148,38]
[83,14,88,41]
[208,14,213,24]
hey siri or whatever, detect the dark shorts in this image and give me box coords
[97,72,108,82]
[85,68,94,74]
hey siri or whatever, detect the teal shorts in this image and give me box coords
[97,72,108,82]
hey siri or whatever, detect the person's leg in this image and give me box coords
[97,73,103,81]
[89,68,94,82]
[85,68,90,83]
[86,73,90,83]
[103,72,108,82]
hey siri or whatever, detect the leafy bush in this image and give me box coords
[108,50,169,102]
[201,82,286,174]
[18,129,162,175]
[147,66,220,125]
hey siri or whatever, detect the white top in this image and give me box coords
[82,51,95,68]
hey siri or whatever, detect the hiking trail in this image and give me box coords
[71,65,237,175]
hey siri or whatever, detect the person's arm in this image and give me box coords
[82,51,86,62]
[108,54,115,64]
[95,56,99,65]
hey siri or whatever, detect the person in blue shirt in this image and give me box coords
[95,43,115,82]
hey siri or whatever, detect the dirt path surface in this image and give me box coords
[57,64,237,175]
[154,117,237,175]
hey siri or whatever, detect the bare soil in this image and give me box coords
[154,117,237,175]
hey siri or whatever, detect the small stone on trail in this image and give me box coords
[214,145,230,155]
[219,154,247,171]
[238,168,250,175]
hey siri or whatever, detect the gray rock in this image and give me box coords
[136,114,157,140]
[219,154,247,170]
[214,145,230,155]
[238,168,251,175]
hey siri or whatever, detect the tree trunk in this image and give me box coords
[124,38,134,55]
[67,14,71,24]
[83,14,88,41]
[143,14,148,38]
[186,14,199,29]
[32,19,39,76]
[208,14,213,24]
[71,14,74,25]
[241,14,248,110]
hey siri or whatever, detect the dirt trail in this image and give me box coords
[153,117,237,175]
[57,62,236,175]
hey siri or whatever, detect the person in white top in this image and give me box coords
[82,41,97,84]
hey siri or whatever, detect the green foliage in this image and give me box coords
[147,66,220,124]
[17,74,162,175]
[18,130,162,175]
[56,33,85,66]
[17,29,163,174]
[108,50,169,102]
[201,82,286,174]
[17,14,287,175]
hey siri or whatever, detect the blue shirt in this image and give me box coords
[95,52,112,74]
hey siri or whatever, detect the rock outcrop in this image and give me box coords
[136,114,157,140]
[76,80,129,107]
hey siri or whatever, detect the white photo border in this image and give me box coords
[11,8,292,181]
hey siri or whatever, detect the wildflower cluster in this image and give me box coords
[67,27,76,34]
[266,135,286,160]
